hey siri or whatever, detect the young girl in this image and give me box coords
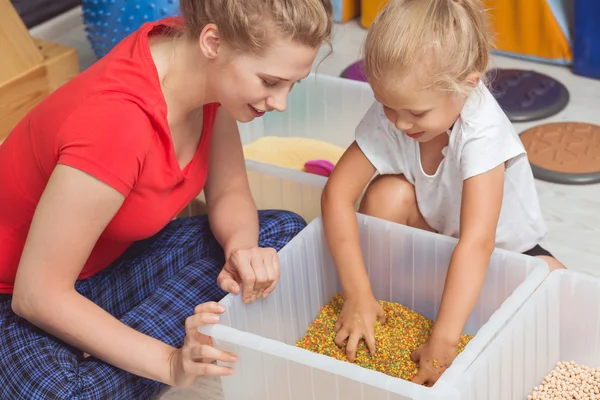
[322,0,564,387]
[0,0,332,398]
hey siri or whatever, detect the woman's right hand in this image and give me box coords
[169,302,238,388]
[333,294,386,362]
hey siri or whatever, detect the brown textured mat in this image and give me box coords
[520,122,600,185]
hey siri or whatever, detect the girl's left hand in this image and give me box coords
[410,337,458,387]
[217,247,280,303]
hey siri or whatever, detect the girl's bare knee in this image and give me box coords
[536,255,567,272]
[358,174,416,224]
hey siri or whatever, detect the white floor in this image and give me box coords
[29,7,600,400]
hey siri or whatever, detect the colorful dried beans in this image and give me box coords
[296,294,472,381]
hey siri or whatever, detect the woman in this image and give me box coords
[0,0,333,398]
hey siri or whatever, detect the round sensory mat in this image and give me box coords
[520,122,600,185]
[340,60,367,82]
[486,68,570,123]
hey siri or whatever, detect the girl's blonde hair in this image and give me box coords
[179,0,333,52]
[364,0,490,94]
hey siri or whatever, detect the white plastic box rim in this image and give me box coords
[453,268,600,399]
[200,216,550,398]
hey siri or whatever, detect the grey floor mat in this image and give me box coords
[486,68,570,123]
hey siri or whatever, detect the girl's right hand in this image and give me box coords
[168,302,238,388]
[333,294,386,362]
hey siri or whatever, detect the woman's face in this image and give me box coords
[208,37,319,123]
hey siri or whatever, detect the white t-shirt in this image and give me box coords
[355,82,547,253]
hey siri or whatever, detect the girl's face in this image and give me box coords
[208,37,319,123]
[371,77,474,142]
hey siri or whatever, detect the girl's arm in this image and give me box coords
[322,141,377,297]
[322,141,386,360]
[411,163,505,386]
[204,108,277,303]
[12,165,233,387]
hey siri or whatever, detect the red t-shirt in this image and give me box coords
[0,18,219,294]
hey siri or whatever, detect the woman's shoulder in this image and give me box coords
[23,33,168,149]
[55,16,171,114]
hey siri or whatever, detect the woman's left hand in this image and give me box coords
[217,247,280,303]
[410,336,458,387]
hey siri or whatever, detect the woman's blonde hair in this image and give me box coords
[179,0,333,53]
[364,0,491,94]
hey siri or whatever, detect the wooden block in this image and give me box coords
[0,65,49,141]
[0,0,44,83]
[35,39,79,91]
[0,39,78,141]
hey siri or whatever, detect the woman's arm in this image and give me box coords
[12,165,232,387]
[204,108,258,261]
[204,108,279,303]
[411,163,505,386]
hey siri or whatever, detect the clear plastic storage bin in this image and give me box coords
[240,73,375,223]
[455,269,600,400]
[200,214,549,400]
